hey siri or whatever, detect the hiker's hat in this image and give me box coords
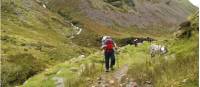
[102,36,111,41]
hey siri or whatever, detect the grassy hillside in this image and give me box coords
[79,0,197,29]
[42,0,197,40]
[1,0,198,87]
[19,12,198,87]
[126,12,198,87]
[1,0,95,86]
[20,33,198,87]
[127,35,198,87]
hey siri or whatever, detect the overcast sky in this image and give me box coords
[189,0,199,7]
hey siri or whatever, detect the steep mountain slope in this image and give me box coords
[1,0,95,86]
[81,0,195,27]
[45,0,197,38]
[175,11,199,38]
[21,13,198,87]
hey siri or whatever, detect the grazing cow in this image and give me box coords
[149,44,168,57]
[121,37,156,46]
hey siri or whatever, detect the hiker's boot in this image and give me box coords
[105,69,109,72]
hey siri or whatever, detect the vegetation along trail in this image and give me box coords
[1,0,198,87]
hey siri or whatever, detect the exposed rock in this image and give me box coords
[126,81,138,87]
[182,78,188,83]
[42,4,46,8]
[52,77,65,87]
[109,80,115,84]
[79,0,196,28]
[79,55,86,58]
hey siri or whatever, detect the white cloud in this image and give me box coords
[189,0,200,7]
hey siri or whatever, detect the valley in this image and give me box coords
[1,0,198,87]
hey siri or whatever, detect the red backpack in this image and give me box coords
[105,39,114,50]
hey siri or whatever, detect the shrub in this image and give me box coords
[1,53,45,87]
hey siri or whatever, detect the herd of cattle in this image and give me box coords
[120,37,155,46]
[101,36,168,57]
[122,37,168,57]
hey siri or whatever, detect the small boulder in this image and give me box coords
[109,80,115,84]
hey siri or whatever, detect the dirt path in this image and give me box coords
[90,64,138,87]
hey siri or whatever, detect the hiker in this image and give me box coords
[101,36,118,72]
[133,39,138,47]
[101,36,108,46]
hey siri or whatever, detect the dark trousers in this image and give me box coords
[104,51,115,70]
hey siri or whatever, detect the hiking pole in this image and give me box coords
[101,53,105,72]
[117,56,119,68]
[116,49,120,68]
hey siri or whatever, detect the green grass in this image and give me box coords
[19,32,198,87]
[1,0,198,87]
[20,52,104,87]
[126,32,198,87]
[1,0,95,86]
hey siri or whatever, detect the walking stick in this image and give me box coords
[117,56,119,68]
[116,49,120,68]
[101,56,105,72]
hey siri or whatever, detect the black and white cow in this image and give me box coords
[149,44,168,57]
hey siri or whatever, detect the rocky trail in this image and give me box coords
[90,57,155,87]
[90,64,139,87]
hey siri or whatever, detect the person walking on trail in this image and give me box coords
[101,36,118,72]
